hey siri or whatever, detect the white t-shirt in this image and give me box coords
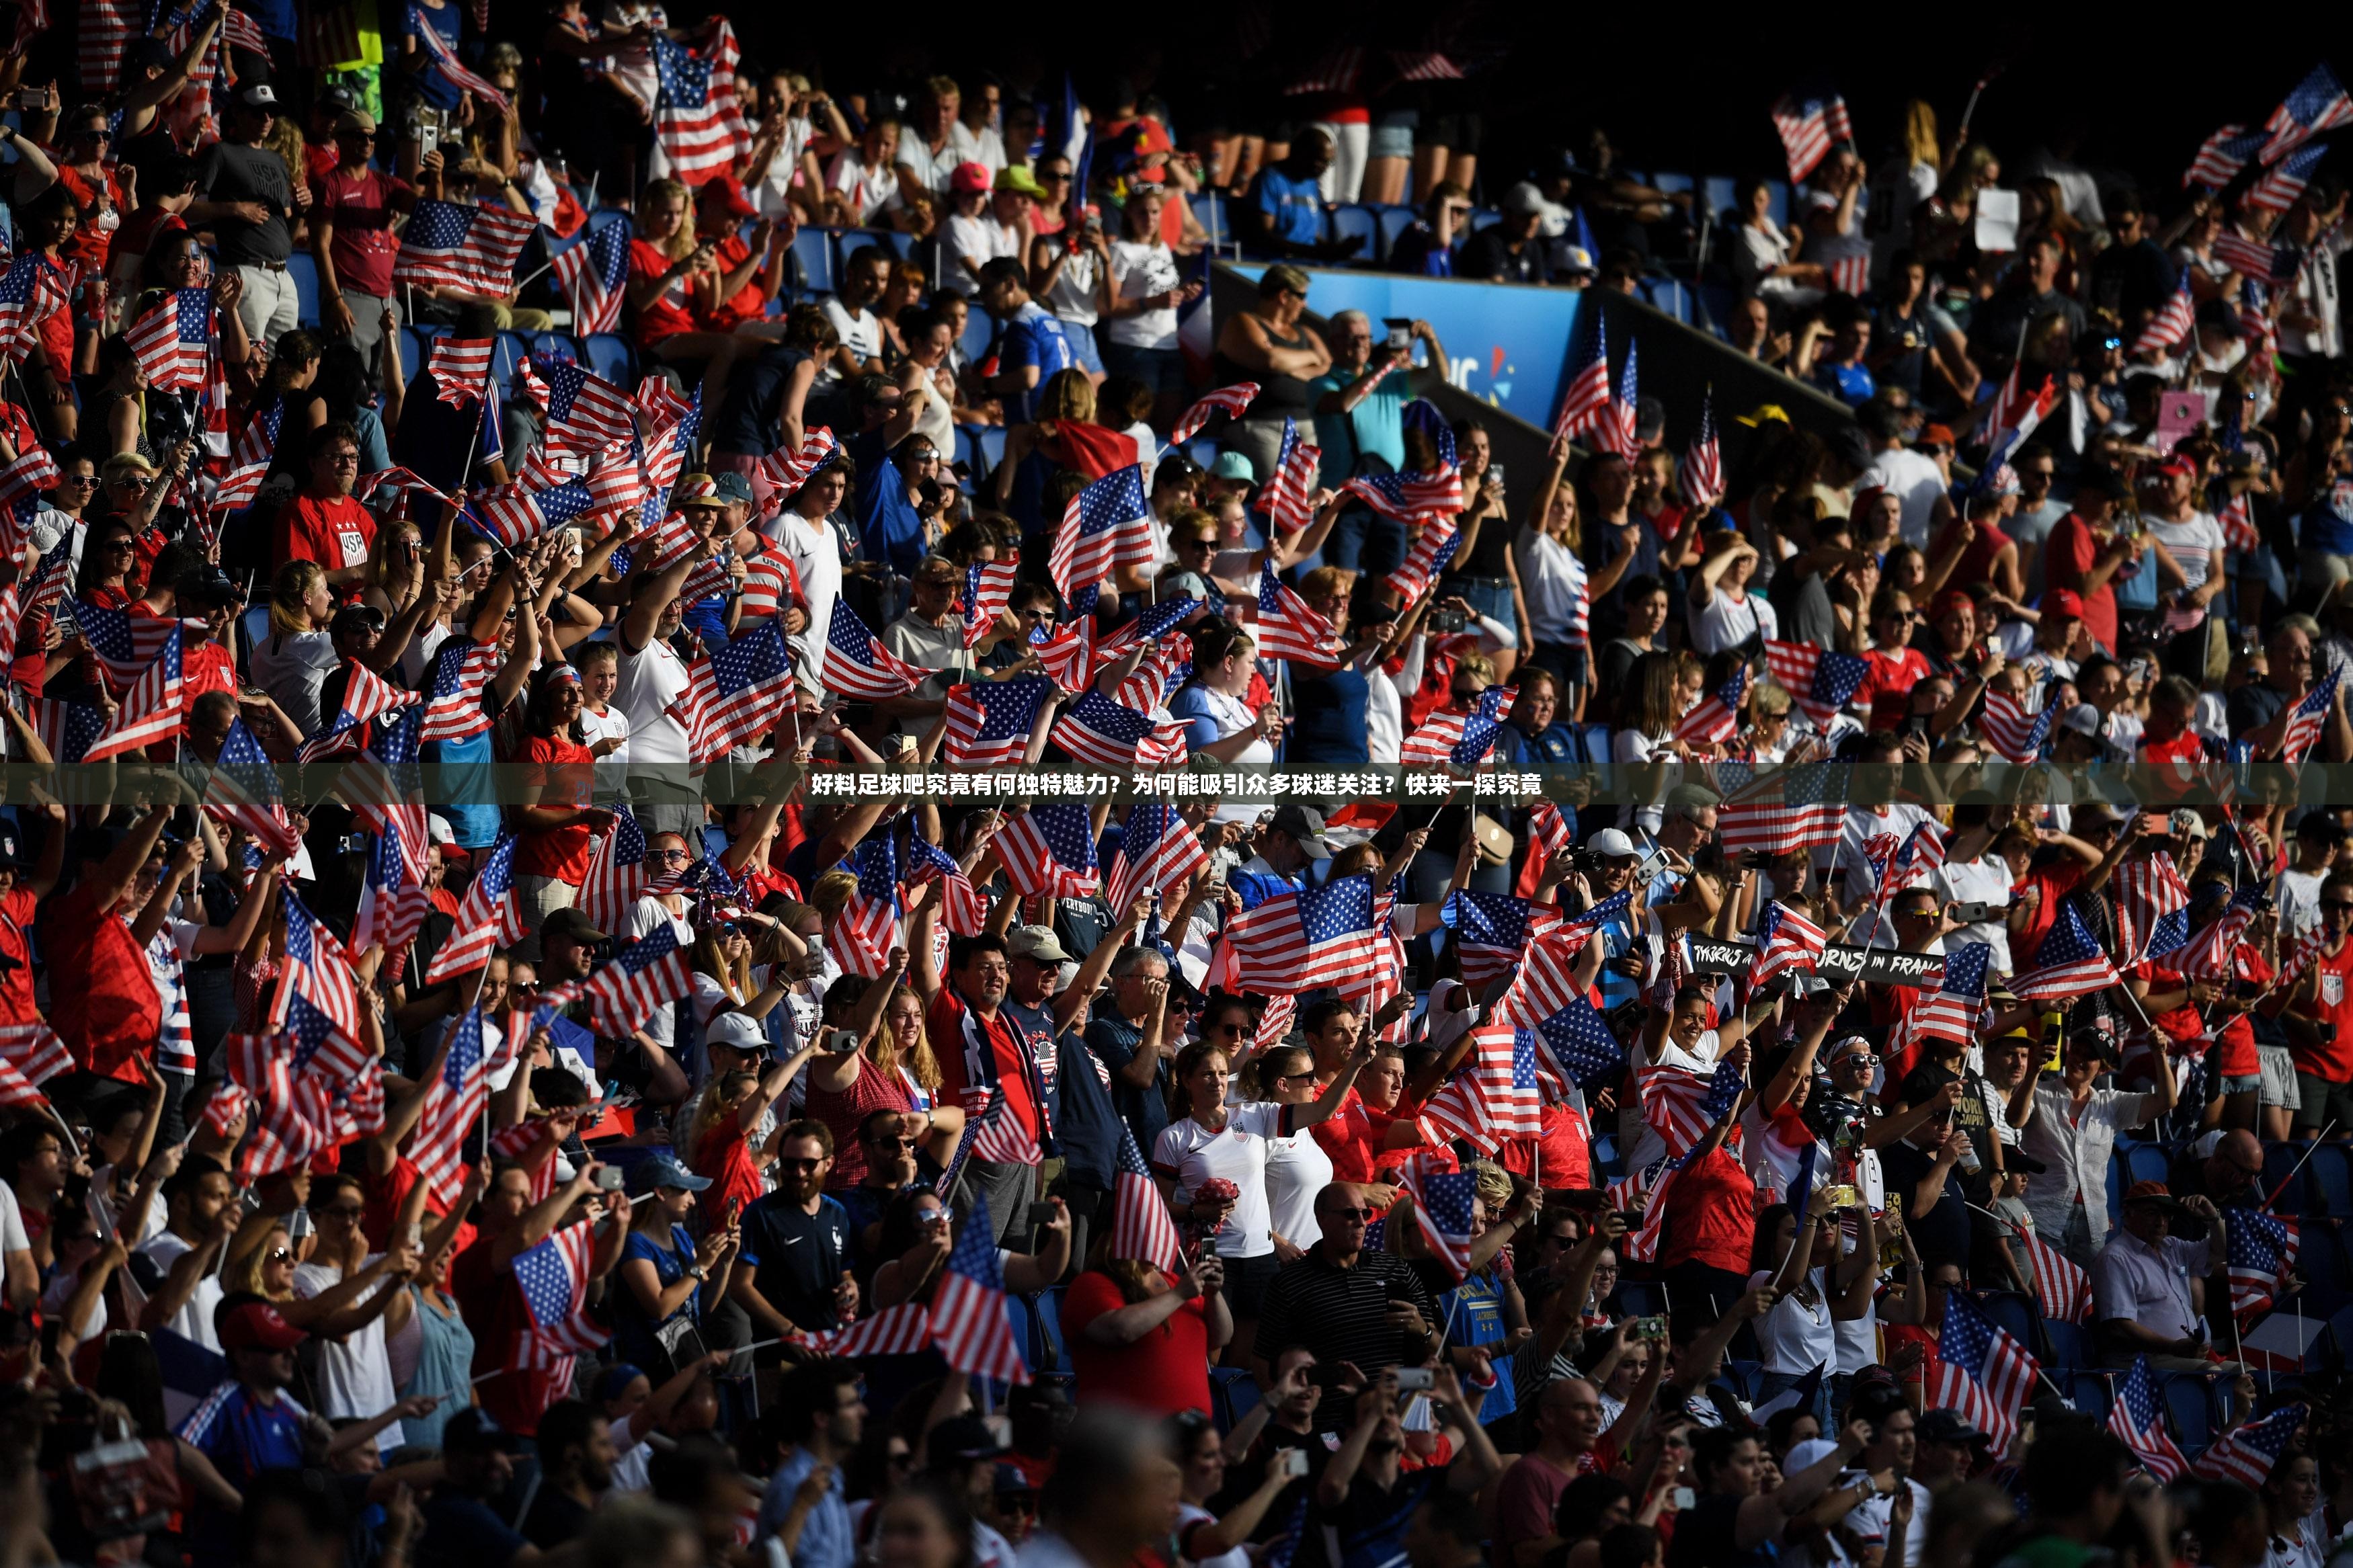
[1152,1104,1286,1260]
[820,300,881,378]
[2282,866,2327,942]
[774,511,844,670]
[1689,585,1778,655]
[580,702,630,798]
[751,114,813,219]
[1935,856,2014,973]
[0,1180,26,1254]
[1106,239,1181,349]
[292,1255,402,1450]
[629,895,699,1047]
[1043,245,1102,329]
[1747,1266,1836,1377]
[252,629,341,738]
[1263,1124,1332,1251]
[944,214,1020,293]
[824,149,900,226]
[2145,511,2226,593]
[1858,447,1948,550]
[133,1230,222,1350]
[948,120,1006,175]
[614,636,693,766]
[895,133,960,198]
[1841,1475,1931,1568]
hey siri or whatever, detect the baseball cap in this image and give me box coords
[319,85,356,113]
[333,110,377,137]
[330,602,386,638]
[1501,180,1553,218]
[927,1415,1008,1465]
[637,1153,713,1193]
[1587,827,1640,860]
[2155,456,2198,480]
[673,474,725,509]
[2123,1180,2181,1210]
[2058,703,2104,738]
[950,161,994,195]
[995,165,1047,200]
[541,907,609,945]
[1006,925,1072,964]
[220,1301,307,1352]
[428,814,468,860]
[1916,1409,1991,1446]
[1916,423,1956,449]
[2042,589,2085,620]
[176,567,240,609]
[444,1408,521,1452]
[2169,809,2212,841]
[1267,804,1332,859]
[711,470,755,506]
[239,82,279,109]
[1209,451,1257,483]
[705,1011,769,1054]
[1557,245,1597,276]
[697,174,758,220]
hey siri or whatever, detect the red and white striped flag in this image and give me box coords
[1216,875,1384,993]
[1105,802,1209,915]
[424,833,523,984]
[0,1022,72,1111]
[578,804,651,935]
[1252,561,1344,665]
[83,625,185,761]
[650,22,752,182]
[1259,419,1322,533]
[796,1302,935,1358]
[1925,1292,2039,1455]
[2133,276,2197,356]
[1769,91,1852,183]
[409,1009,489,1204]
[2106,1357,2189,1482]
[930,1190,1030,1384]
[1554,311,1611,444]
[1167,382,1259,446]
[995,802,1101,899]
[540,924,693,1038]
[428,335,495,407]
[1110,1128,1182,1272]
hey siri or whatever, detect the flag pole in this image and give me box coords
[2262,1120,2333,1210]
[456,393,491,499]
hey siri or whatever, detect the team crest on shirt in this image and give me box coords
[2326,973,2344,1006]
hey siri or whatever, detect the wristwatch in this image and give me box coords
[686,1263,709,1280]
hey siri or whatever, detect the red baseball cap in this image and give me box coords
[696,173,757,220]
[221,1301,307,1352]
[2042,589,2085,620]
[949,161,993,195]
[1930,588,1975,623]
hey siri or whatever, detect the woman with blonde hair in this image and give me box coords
[249,559,338,736]
[805,899,961,1188]
[992,365,1142,534]
[626,176,742,410]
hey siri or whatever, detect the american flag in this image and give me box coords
[996,802,1101,899]
[2194,1403,2309,1489]
[2213,231,2301,284]
[1827,253,1872,296]
[542,360,637,454]
[477,472,598,550]
[1398,1156,1480,1285]
[223,1033,334,1180]
[354,819,432,957]
[1254,561,1343,666]
[755,425,840,498]
[1763,640,1872,727]
[2279,922,2331,992]
[577,803,651,935]
[547,925,693,1037]
[85,624,184,760]
[651,24,751,182]
[1387,515,1462,604]
[355,465,456,510]
[1053,690,1188,771]
[32,697,106,772]
[419,641,500,743]
[403,2,509,106]
[274,891,371,1083]
[80,0,130,94]
[0,448,58,559]
[2226,1206,2300,1321]
[2132,275,2197,356]
[2247,142,2329,216]
[1554,310,1612,444]
[795,1301,936,1359]
[1591,338,1641,459]
[1220,874,1382,991]
[0,256,69,366]
[1753,901,1828,989]
[67,601,182,690]
[828,837,902,977]
[1511,890,1634,1020]
[1979,368,2057,454]
[962,559,1021,649]
[2180,887,2265,982]
[1638,1059,1743,1157]
[1441,890,1563,988]
[1110,1126,1182,1272]
[823,599,927,700]
[340,704,428,870]
[1421,1020,1546,1153]
[1401,684,1514,771]
[929,1190,1031,1383]
[551,220,631,337]
[489,1116,560,1203]
[2262,63,2353,165]
[299,661,420,763]
[1677,392,1724,506]
[1519,990,1625,1089]
[428,336,495,409]
[1259,419,1323,534]
[410,1007,487,1204]
[1905,942,1991,1051]
[2010,903,2123,1000]
[202,716,302,854]
[1167,382,1257,446]
[2013,1216,2093,1325]
[393,198,534,296]
[2186,124,2266,188]
[907,831,989,936]
[2107,1358,2190,1482]
[1026,620,1095,692]
[679,619,795,761]
[214,392,279,513]
[1978,686,2053,764]
[2115,853,2193,963]
[1341,463,1466,525]
[424,832,522,984]
[1769,91,1853,183]
[1927,1292,2038,1454]
[944,676,1051,770]
[2280,667,2342,764]
[1111,628,1196,712]
[1607,1155,1677,1264]
[1388,50,1464,81]
[1106,803,1209,914]
[1718,760,1848,857]
[125,288,213,391]
[1285,46,1365,95]
[514,1221,608,1370]
[1673,661,1749,747]
[1051,464,1155,610]
[1250,994,1299,1056]
[1515,800,1577,900]
[0,1022,72,1111]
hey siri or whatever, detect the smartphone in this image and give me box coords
[1279,1448,1310,1480]
[13,89,42,111]
[417,118,440,158]
[1948,901,1993,923]
[1630,1315,1669,1343]
[1383,319,1412,352]
[1821,1185,1860,1209]
[1394,1368,1436,1392]
[824,1028,861,1054]
[1670,1487,1696,1512]
[1487,462,1506,489]
[594,1165,627,1192]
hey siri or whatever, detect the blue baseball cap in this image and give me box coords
[711,470,755,506]
[637,1154,712,1193]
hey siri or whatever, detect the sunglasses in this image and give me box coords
[866,1134,915,1149]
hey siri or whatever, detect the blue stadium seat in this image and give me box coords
[238,604,270,665]
[1004,1293,1034,1372]
[396,327,425,386]
[2263,1141,2307,1215]
[1640,278,1691,323]
[791,226,836,296]
[1593,1133,1620,1176]
[1327,204,1378,262]
[2120,1141,2171,1188]
[1703,175,1739,224]
[2312,1143,2353,1218]
[2106,1150,2125,1228]
[286,251,321,328]
[1467,208,1503,234]
[1614,1282,1664,1319]
[2068,1372,2113,1423]
[1190,193,1230,248]
[582,333,635,385]
[1649,171,1695,197]
[2159,1372,2217,1448]
[2041,1319,2088,1372]
[491,331,531,386]
[1720,1360,1757,1399]
[1974,1290,2038,1352]
[1696,282,1737,339]
[951,425,985,489]
[973,425,1007,474]
[838,228,911,270]
[1183,438,1220,471]
[1210,1366,1259,1431]
[958,306,994,363]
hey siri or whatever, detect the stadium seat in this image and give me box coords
[1763,180,1790,227]
[2120,1141,2171,1188]
[2262,1141,2307,1215]
[396,327,424,386]
[1189,193,1230,249]
[973,425,1007,474]
[790,226,835,296]
[1593,1133,1620,1175]
[1031,1288,1074,1376]
[1327,204,1378,262]
[2159,1372,2217,1449]
[491,331,532,386]
[238,604,270,661]
[958,306,994,364]
[530,331,579,366]
[1703,175,1738,225]
[1649,171,1695,197]
[1375,205,1417,257]
[2106,1150,2124,1228]
[2311,1143,2352,1217]
[1974,1290,2038,1352]
[1467,208,1503,234]
[1721,1360,1757,1399]
[582,333,635,385]
[286,251,321,328]
[1211,1366,1259,1430]
[2067,1371,2112,1423]
[1640,278,1691,323]
[2040,1319,2087,1372]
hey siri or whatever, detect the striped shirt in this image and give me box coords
[2145,512,2226,592]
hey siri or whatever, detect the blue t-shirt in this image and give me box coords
[616,1223,701,1366]
[2305,497,2353,558]
[759,1449,854,1568]
[180,1382,308,1487]
[1311,372,1407,488]
[998,302,1074,424]
[1291,663,1371,764]
[1252,167,1325,249]
[1813,358,1876,407]
[403,4,466,111]
[420,1491,528,1568]
[849,427,926,576]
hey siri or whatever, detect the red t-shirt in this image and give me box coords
[40,882,159,1082]
[630,239,698,347]
[2137,728,2207,802]
[512,734,597,882]
[56,163,126,272]
[2042,513,2118,655]
[360,1154,477,1259]
[1061,1268,1211,1416]
[692,1113,766,1221]
[0,887,36,1026]
[183,640,237,715]
[114,207,188,268]
[275,491,376,574]
[1658,1145,1754,1272]
[1933,516,2011,592]
[1310,1086,1381,1184]
[313,163,410,299]
[1862,645,1931,729]
[31,255,71,375]
[451,1231,569,1434]
[2297,942,2353,1081]
[697,233,770,330]
[2011,861,2085,968]
[928,986,1042,1146]
[1497,1102,1593,1190]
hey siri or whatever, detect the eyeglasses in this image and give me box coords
[326,451,360,467]
[267,1247,294,1262]
[652,847,691,862]
[320,1204,364,1219]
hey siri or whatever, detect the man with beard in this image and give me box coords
[732,1120,856,1342]
[841,1108,922,1278]
[754,1362,867,1568]
[523,1399,616,1547]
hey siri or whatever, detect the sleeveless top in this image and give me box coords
[1213,320,1314,421]
[807,1058,918,1191]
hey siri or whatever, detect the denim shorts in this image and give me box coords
[1101,339,1186,394]
[1371,110,1417,161]
[1058,317,1104,376]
